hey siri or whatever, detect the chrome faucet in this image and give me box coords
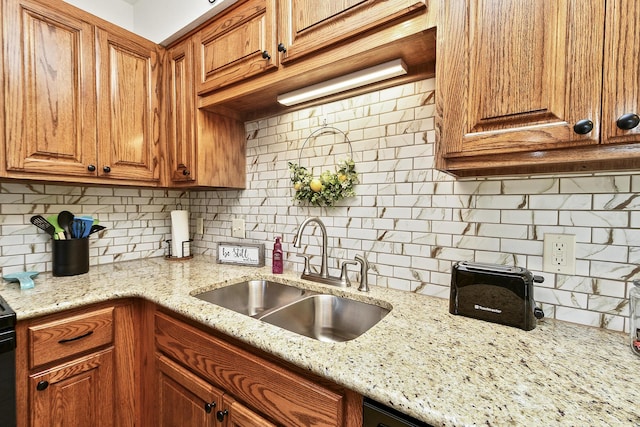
[293,217,329,278]
[293,217,371,290]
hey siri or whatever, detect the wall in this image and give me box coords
[0,183,185,274]
[0,78,637,333]
[190,77,640,333]
[63,0,135,32]
[64,0,239,45]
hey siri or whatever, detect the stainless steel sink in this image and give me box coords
[260,294,390,342]
[193,280,306,317]
[193,280,390,342]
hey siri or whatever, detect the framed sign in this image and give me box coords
[217,242,265,267]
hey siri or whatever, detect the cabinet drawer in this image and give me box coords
[29,307,114,368]
[155,312,346,427]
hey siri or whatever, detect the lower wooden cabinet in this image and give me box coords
[15,300,139,427]
[153,309,362,427]
[157,354,275,427]
[16,300,362,426]
[157,354,222,427]
[30,349,115,427]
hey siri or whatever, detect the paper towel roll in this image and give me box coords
[171,210,190,257]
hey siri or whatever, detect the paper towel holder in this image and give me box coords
[165,239,194,260]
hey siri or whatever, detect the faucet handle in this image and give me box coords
[339,260,358,287]
[354,254,370,292]
[296,254,311,275]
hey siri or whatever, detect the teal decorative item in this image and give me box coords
[3,271,39,290]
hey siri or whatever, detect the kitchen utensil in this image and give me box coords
[88,224,106,235]
[58,210,74,239]
[73,217,94,238]
[46,215,66,240]
[30,215,55,237]
[3,271,39,290]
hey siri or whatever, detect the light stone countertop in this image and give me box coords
[1,256,638,426]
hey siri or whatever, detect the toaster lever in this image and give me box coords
[533,275,544,283]
[534,307,545,319]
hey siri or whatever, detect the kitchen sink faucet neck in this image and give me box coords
[293,217,329,278]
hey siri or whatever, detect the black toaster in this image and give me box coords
[449,261,544,331]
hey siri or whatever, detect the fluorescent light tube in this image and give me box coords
[277,59,408,106]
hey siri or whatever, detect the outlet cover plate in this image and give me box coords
[543,233,576,275]
[232,218,245,239]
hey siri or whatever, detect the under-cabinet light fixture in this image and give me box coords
[277,58,408,106]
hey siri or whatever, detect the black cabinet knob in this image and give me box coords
[87,164,96,172]
[36,380,49,391]
[103,166,111,173]
[277,43,287,53]
[182,169,190,176]
[573,119,593,135]
[616,113,640,130]
[262,50,271,60]
[216,410,228,422]
[204,401,216,413]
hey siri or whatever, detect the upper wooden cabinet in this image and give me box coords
[436,0,640,177]
[95,29,162,182]
[194,0,277,94]
[167,39,246,189]
[196,0,436,115]
[2,0,163,185]
[279,0,427,63]
[2,0,97,177]
[167,40,197,184]
[602,0,640,145]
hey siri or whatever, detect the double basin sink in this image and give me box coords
[193,280,390,342]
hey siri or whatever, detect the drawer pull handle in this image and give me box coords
[36,380,49,391]
[216,409,228,422]
[573,119,593,134]
[616,113,640,130]
[58,330,94,344]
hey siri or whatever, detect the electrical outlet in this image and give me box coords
[232,218,245,239]
[196,217,204,235]
[543,233,576,275]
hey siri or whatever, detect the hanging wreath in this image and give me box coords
[288,158,358,207]
[288,125,358,207]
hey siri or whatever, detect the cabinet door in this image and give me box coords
[2,0,97,177]
[167,40,196,184]
[29,348,114,427]
[279,0,426,63]
[96,29,161,182]
[437,1,605,168]
[223,395,277,427]
[195,0,277,94]
[156,354,221,427]
[602,0,640,144]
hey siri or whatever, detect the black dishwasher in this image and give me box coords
[0,295,16,427]
[363,398,433,427]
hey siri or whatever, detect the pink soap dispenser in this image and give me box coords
[272,237,283,274]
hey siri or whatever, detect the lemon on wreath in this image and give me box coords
[309,178,323,192]
[293,182,303,191]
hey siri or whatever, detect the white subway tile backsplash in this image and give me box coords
[1,77,638,333]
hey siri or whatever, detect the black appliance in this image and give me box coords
[449,262,544,331]
[363,398,432,427]
[0,294,16,427]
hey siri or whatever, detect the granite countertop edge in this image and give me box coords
[1,256,638,427]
